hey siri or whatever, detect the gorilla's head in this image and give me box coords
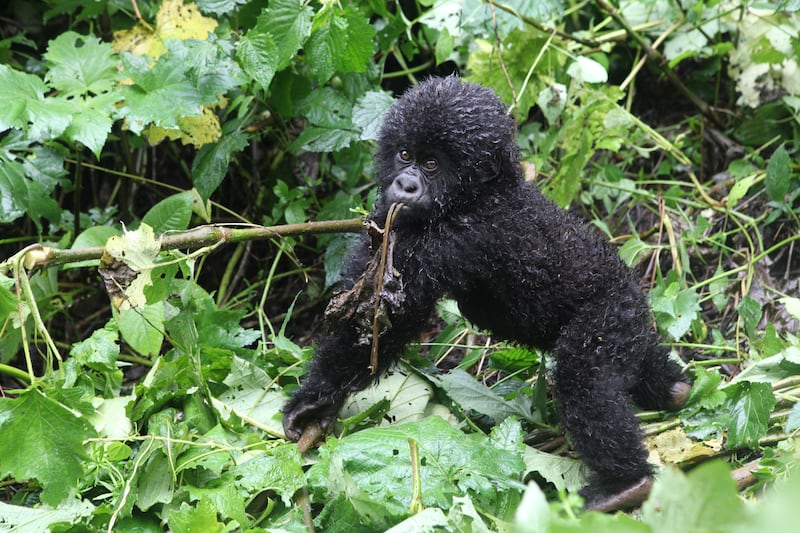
[374,77,522,224]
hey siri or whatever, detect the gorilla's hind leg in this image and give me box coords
[551,319,654,511]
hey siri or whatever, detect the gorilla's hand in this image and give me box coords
[282,389,342,442]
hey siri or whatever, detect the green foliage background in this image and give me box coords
[1,0,800,530]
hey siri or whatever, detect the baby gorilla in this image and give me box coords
[283,76,691,511]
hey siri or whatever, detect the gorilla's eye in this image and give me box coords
[398,149,411,162]
[423,158,438,171]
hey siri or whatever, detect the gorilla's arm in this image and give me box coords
[282,235,439,441]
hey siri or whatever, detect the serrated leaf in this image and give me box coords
[650,280,701,341]
[433,369,535,423]
[236,34,279,91]
[191,131,249,199]
[724,381,776,449]
[0,499,95,533]
[214,357,285,435]
[0,145,65,229]
[765,143,791,202]
[232,445,305,506]
[308,417,525,528]
[306,5,375,83]
[341,367,435,426]
[44,31,119,96]
[169,499,223,533]
[353,90,394,140]
[119,39,241,134]
[0,389,96,506]
[69,326,120,371]
[0,64,46,132]
[196,0,247,16]
[113,0,218,58]
[727,174,756,208]
[522,446,586,493]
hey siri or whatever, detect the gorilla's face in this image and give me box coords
[382,146,450,219]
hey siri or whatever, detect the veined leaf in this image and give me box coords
[0,389,96,506]
[44,32,120,97]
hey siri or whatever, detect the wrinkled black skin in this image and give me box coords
[283,77,689,508]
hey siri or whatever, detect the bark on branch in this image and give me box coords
[10,218,365,272]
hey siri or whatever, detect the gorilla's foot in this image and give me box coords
[665,381,691,411]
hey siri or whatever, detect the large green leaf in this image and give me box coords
[308,417,525,530]
[642,461,742,532]
[120,39,242,134]
[724,381,776,449]
[306,5,375,83]
[43,31,120,97]
[237,0,313,91]
[0,389,96,506]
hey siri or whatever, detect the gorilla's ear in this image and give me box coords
[479,153,502,184]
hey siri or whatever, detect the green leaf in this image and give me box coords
[0,64,47,132]
[232,444,305,506]
[765,143,791,203]
[192,131,249,200]
[0,499,95,533]
[308,417,525,529]
[118,303,165,356]
[306,5,375,83]
[724,381,776,449]
[63,93,118,157]
[727,174,756,208]
[142,190,195,234]
[196,0,248,16]
[169,499,223,533]
[522,447,587,493]
[236,33,279,92]
[238,0,313,90]
[0,389,96,506]
[650,277,701,341]
[120,39,242,134]
[537,83,567,125]
[290,87,359,152]
[737,295,762,341]
[642,461,742,531]
[352,90,394,141]
[433,369,536,423]
[435,27,455,64]
[44,31,119,96]
[214,357,286,436]
[69,326,120,371]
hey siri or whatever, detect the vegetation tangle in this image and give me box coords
[0,1,799,531]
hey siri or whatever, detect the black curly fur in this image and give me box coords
[283,76,690,509]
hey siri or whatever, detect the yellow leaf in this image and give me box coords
[646,427,722,466]
[113,0,218,58]
[143,106,222,147]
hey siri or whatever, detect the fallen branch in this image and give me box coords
[4,218,365,273]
